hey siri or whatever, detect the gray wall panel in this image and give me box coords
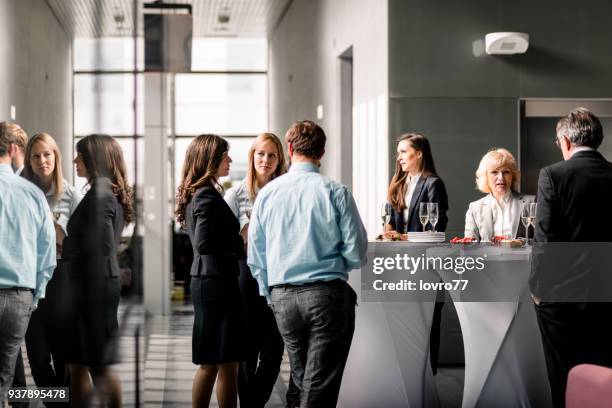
[0,0,72,181]
[389,0,612,98]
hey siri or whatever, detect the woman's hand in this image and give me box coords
[383,230,408,241]
[54,222,66,255]
[240,224,249,251]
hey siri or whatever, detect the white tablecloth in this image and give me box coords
[428,246,552,408]
[339,243,441,408]
[339,243,552,407]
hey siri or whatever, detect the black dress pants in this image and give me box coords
[237,261,285,408]
[25,262,69,391]
[535,302,612,408]
[25,302,66,388]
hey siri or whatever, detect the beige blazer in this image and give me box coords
[464,192,535,241]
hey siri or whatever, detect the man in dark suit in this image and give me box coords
[530,108,612,408]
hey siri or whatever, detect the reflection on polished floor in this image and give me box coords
[144,302,287,407]
[142,302,462,407]
[21,301,461,407]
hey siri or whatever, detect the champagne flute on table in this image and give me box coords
[419,202,429,232]
[520,204,530,243]
[428,203,439,233]
[528,202,537,243]
[380,203,391,236]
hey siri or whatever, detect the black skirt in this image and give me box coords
[191,275,246,365]
[62,275,121,368]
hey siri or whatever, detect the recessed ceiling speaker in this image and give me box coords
[485,32,529,55]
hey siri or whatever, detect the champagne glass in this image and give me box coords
[428,203,439,233]
[520,204,530,242]
[380,203,391,235]
[528,202,537,243]
[419,202,429,232]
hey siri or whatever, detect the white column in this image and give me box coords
[143,73,172,316]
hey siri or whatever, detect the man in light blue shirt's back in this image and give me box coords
[0,122,56,403]
[248,120,367,407]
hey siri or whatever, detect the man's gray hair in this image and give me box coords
[556,107,603,149]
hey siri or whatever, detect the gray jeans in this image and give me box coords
[271,279,356,408]
[0,289,34,404]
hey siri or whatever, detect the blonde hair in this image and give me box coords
[475,148,520,193]
[245,133,287,201]
[22,133,64,202]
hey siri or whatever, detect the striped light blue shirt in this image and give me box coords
[247,162,368,300]
[0,163,56,303]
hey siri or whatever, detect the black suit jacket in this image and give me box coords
[389,175,449,232]
[530,150,612,300]
[63,177,124,277]
[186,184,244,277]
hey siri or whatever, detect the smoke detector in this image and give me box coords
[485,32,529,55]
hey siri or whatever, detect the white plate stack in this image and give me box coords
[407,231,446,243]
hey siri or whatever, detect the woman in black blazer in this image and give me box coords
[175,134,245,408]
[385,133,449,234]
[62,135,133,408]
[385,132,448,375]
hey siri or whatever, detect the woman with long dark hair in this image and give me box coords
[176,134,245,408]
[224,133,287,407]
[385,132,448,375]
[21,132,81,389]
[385,133,448,234]
[62,134,133,407]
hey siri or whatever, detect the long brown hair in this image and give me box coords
[387,133,439,211]
[22,133,64,202]
[76,134,134,223]
[175,134,229,227]
[246,133,287,201]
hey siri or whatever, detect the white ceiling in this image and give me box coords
[46,0,292,38]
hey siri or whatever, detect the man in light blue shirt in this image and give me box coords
[248,120,367,407]
[0,122,56,403]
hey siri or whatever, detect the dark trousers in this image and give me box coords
[430,300,444,375]
[271,280,356,408]
[237,262,285,408]
[25,262,69,390]
[25,302,67,388]
[535,302,612,408]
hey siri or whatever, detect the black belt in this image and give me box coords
[0,287,34,293]
[271,279,345,290]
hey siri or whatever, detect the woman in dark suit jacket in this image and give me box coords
[385,132,448,375]
[175,134,245,408]
[385,133,449,234]
[62,135,133,408]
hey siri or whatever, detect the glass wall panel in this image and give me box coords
[74,38,144,71]
[174,74,267,136]
[191,37,267,71]
[74,74,144,136]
